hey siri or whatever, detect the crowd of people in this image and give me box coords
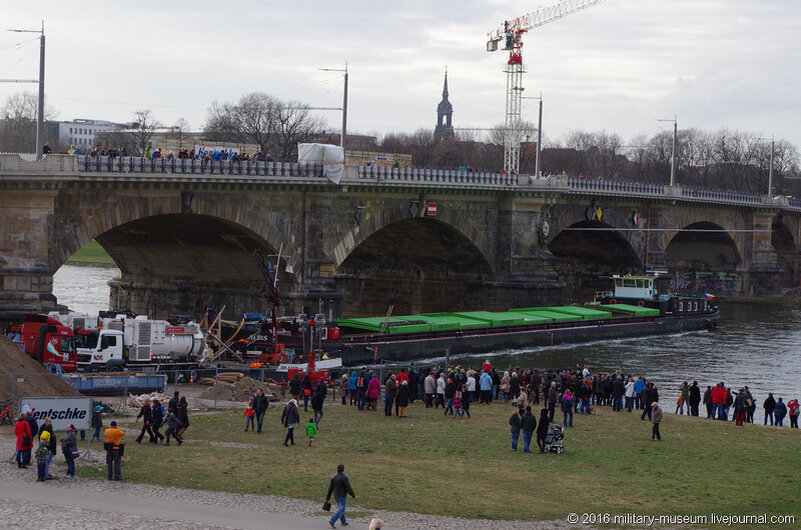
[65,143,275,163]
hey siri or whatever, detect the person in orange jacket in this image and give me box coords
[104,421,125,480]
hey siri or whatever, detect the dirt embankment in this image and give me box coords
[0,335,77,404]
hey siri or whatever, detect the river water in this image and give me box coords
[53,264,800,420]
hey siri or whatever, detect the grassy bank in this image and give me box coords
[65,240,116,266]
[68,403,799,522]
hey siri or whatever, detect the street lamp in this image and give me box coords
[6,22,45,160]
[656,116,677,186]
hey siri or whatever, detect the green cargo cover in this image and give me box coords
[511,309,577,322]
[538,306,612,319]
[599,304,660,317]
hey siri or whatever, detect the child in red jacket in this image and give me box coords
[243,397,255,432]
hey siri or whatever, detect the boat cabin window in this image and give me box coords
[615,278,623,287]
[623,279,636,288]
[679,301,684,311]
[636,279,644,288]
[693,301,698,312]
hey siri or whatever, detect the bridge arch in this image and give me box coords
[664,221,741,271]
[334,215,493,316]
[772,218,798,288]
[545,220,642,300]
[51,197,297,318]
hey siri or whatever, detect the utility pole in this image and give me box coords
[6,22,45,159]
[536,94,543,178]
[319,64,349,154]
[768,135,775,197]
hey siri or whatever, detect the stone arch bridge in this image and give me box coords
[1,154,800,322]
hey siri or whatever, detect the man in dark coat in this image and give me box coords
[520,406,537,453]
[688,381,701,417]
[253,389,269,433]
[611,375,625,412]
[326,464,355,528]
[168,391,179,415]
[311,381,326,424]
[530,370,542,404]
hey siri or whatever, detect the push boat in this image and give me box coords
[300,274,719,366]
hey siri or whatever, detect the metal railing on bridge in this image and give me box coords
[77,155,324,178]
[681,186,763,205]
[356,165,519,186]
[566,177,665,195]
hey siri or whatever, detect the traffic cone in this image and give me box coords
[190,372,195,384]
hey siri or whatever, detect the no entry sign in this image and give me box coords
[426,202,437,216]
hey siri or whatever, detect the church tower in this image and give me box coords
[434,69,454,140]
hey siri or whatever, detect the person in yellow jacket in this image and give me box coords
[104,421,125,480]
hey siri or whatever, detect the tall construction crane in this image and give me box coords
[487,0,606,175]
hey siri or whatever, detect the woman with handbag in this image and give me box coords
[61,423,79,478]
[14,413,32,468]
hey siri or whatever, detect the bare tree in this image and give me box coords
[127,109,162,156]
[167,117,191,149]
[271,102,326,161]
[0,92,59,153]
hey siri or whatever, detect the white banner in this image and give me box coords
[19,396,93,431]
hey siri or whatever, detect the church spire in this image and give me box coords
[434,67,454,140]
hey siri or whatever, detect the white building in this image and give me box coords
[58,119,127,148]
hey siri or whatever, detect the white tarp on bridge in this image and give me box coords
[298,143,344,184]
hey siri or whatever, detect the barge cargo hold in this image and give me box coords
[319,275,719,365]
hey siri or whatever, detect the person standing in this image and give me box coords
[135,398,154,443]
[312,381,327,424]
[651,402,663,441]
[326,464,355,528]
[104,420,125,480]
[536,408,550,454]
[641,382,655,421]
[253,389,269,433]
[281,399,300,446]
[14,413,32,468]
[424,371,437,407]
[611,375,625,412]
[520,406,537,453]
[35,437,50,482]
[435,373,446,408]
[764,393,776,426]
[676,382,689,415]
[561,389,574,427]
[509,409,521,451]
[733,388,748,426]
[624,377,636,413]
[479,370,492,404]
[500,371,511,404]
[547,382,559,422]
[443,376,456,416]
[384,374,396,417]
[291,373,304,404]
[703,386,714,419]
[366,374,380,412]
[786,398,800,428]
[396,380,410,418]
[339,374,349,405]
[774,398,788,426]
[303,374,314,412]
[90,405,103,441]
[689,381,701,417]
[634,376,645,410]
[38,418,57,479]
[61,424,78,478]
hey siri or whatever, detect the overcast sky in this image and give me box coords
[1,0,799,148]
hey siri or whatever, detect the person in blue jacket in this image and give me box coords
[479,370,493,404]
[347,371,358,406]
[774,397,788,426]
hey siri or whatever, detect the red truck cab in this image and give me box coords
[20,314,77,371]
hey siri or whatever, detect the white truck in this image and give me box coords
[50,311,208,372]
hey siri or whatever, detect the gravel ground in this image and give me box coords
[0,431,574,529]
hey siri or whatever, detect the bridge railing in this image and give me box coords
[680,186,763,205]
[565,177,665,195]
[75,155,325,177]
[356,165,519,186]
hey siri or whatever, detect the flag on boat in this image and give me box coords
[267,259,275,274]
[703,292,715,300]
[285,263,294,274]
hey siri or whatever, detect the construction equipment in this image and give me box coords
[486,0,606,175]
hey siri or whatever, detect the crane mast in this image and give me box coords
[487,0,606,175]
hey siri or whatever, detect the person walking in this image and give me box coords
[509,409,521,451]
[676,382,690,415]
[253,389,269,433]
[14,413,32,468]
[61,424,78,478]
[764,393,776,426]
[536,408,550,454]
[291,373,304,403]
[135,398,154,443]
[326,464,355,528]
[281,399,300,446]
[520,406,537,453]
[243,397,256,432]
[651,402,663,441]
[176,396,190,437]
[164,412,183,445]
[151,399,165,443]
[104,420,125,480]
[303,374,314,412]
[312,381,327,424]
[306,417,318,446]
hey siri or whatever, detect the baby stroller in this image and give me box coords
[545,423,565,453]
